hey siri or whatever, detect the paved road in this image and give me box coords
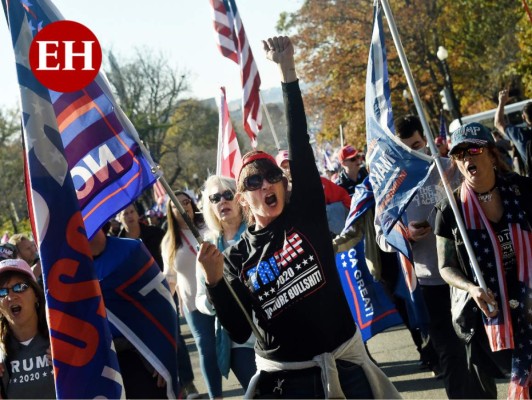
[181,322,509,399]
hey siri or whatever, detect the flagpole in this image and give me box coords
[379,0,491,301]
[259,91,281,150]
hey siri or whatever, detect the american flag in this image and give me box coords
[153,179,167,207]
[365,2,431,332]
[460,182,532,398]
[216,87,242,179]
[210,0,262,147]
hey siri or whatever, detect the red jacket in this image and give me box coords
[321,177,351,208]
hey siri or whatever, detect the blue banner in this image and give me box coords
[95,237,179,399]
[364,2,431,333]
[2,0,161,397]
[336,243,402,342]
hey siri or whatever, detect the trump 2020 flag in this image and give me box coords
[5,3,158,241]
[216,87,243,178]
[2,0,162,398]
[3,1,124,398]
[365,2,431,331]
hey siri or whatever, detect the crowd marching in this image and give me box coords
[0,26,531,400]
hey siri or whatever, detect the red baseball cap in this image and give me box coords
[338,145,359,163]
[237,151,277,181]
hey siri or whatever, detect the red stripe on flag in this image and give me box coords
[217,87,242,178]
[210,0,261,147]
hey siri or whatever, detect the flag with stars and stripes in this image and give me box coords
[1,0,173,398]
[216,86,243,178]
[364,2,431,332]
[210,0,262,147]
[460,181,532,398]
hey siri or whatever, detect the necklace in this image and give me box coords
[474,183,497,202]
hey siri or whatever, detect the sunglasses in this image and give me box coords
[208,190,235,204]
[243,169,284,191]
[450,146,484,161]
[0,282,30,298]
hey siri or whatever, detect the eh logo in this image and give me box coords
[29,20,102,92]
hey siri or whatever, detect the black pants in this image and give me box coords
[117,349,168,399]
[421,284,489,399]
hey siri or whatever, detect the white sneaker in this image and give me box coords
[181,382,201,399]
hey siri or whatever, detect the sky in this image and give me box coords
[0,0,302,108]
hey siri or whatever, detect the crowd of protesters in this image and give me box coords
[0,35,530,399]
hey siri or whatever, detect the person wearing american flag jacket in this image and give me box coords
[197,36,399,399]
[435,122,532,399]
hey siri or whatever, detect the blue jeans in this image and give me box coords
[253,360,373,399]
[231,347,257,391]
[176,302,194,386]
[184,309,222,398]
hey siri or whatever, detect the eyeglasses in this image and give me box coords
[450,146,484,161]
[243,169,284,191]
[0,282,30,298]
[208,190,234,204]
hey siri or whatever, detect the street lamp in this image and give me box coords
[436,46,462,121]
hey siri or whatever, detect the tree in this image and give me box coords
[160,99,219,190]
[0,108,27,234]
[278,0,526,147]
[105,49,189,164]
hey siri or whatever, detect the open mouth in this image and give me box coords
[10,305,21,316]
[467,164,478,175]
[265,193,277,206]
[220,207,231,215]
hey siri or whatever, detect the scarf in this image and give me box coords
[460,180,532,399]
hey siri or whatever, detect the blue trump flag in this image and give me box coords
[94,237,179,399]
[365,2,432,332]
[3,1,158,241]
[2,0,165,398]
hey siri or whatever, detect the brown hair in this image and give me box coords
[0,272,48,356]
[162,191,205,267]
[449,143,512,177]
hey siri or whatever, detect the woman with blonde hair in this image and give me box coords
[161,191,221,398]
[196,176,256,392]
